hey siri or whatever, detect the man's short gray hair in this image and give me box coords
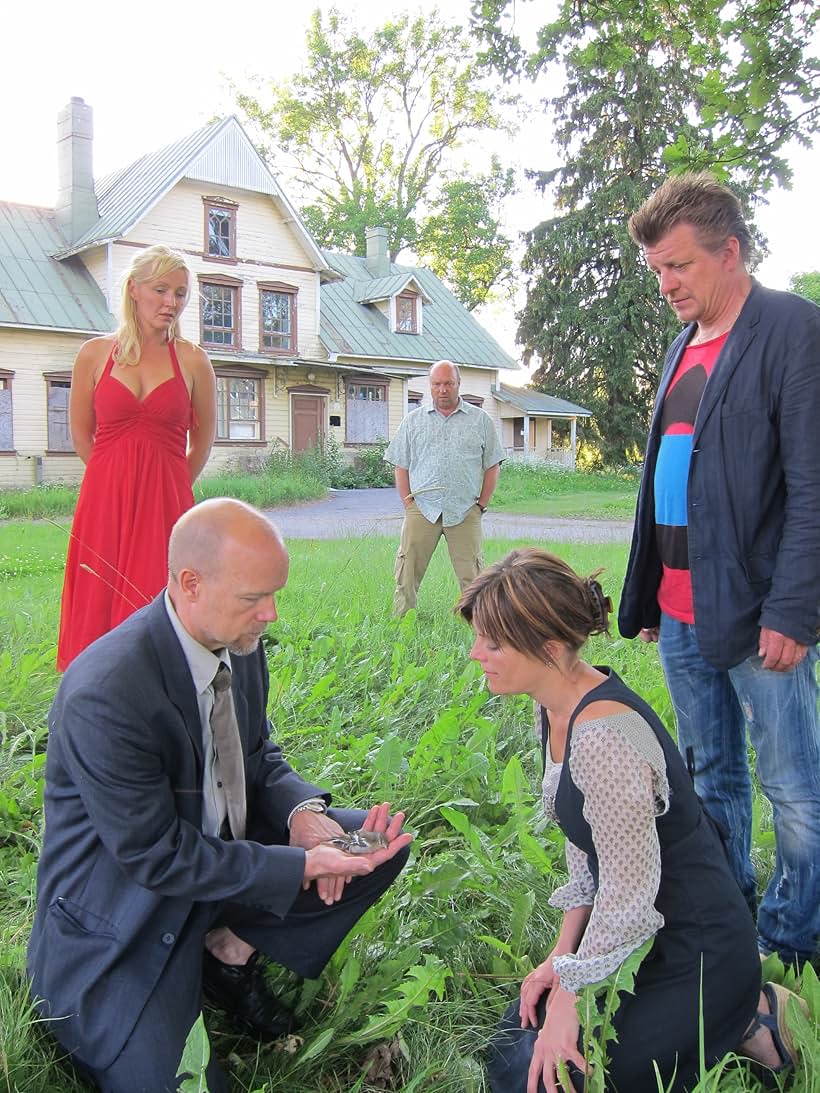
[429,360,461,382]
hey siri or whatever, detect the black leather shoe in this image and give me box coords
[202,950,295,1042]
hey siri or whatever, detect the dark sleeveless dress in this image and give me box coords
[57,342,194,671]
[487,668,760,1092]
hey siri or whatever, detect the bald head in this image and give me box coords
[429,360,460,384]
[168,499,289,653]
[168,498,285,581]
[429,360,461,414]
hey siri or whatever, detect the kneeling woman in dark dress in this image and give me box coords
[457,549,807,1093]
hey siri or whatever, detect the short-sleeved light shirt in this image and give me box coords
[384,399,504,526]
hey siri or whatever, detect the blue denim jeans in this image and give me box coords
[658,613,820,965]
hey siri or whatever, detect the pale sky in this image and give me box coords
[2,0,817,359]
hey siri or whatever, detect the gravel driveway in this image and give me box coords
[264,488,633,544]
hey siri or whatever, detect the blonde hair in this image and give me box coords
[115,245,191,366]
[457,548,611,658]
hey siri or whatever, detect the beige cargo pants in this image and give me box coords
[393,501,483,616]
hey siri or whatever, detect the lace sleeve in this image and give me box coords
[553,713,667,993]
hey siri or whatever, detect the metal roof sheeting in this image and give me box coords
[321,251,518,370]
[352,273,430,304]
[57,118,230,255]
[53,116,330,271]
[493,383,591,417]
[0,203,112,331]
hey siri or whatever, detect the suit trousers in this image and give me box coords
[393,502,483,615]
[84,808,409,1093]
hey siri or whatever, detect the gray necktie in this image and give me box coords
[211,663,246,840]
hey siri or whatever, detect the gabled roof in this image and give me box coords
[493,383,591,417]
[321,251,518,370]
[53,116,330,273]
[352,273,431,305]
[0,203,112,332]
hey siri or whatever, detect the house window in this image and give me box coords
[462,394,485,407]
[204,199,237,260]
[350,383,385,402]
[407,389,423,409]
[396,293,418,334]
[201,278,241,348]
[259,284,297,353]
[346,379,388,443]
[216,369,263,442]
[0,372,13,451]
[45,373,74,452]
[513,418,525,450]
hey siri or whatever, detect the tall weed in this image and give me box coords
[0,526,813,1091]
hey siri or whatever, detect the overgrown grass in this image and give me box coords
[0,440,395,521]
[0,527,814,1092]
[0,485,79,519]
[492,463,639,519]
[0,456,637,521]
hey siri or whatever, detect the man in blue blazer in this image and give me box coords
[29,499,412,1092]
[620,174,820,968]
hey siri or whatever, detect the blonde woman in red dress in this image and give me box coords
[57,245,216,670]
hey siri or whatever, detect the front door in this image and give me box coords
[291,393,326,452]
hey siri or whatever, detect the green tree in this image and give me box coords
[236,7,517,309]
[789,271,820,306]
[473,0,819,462]
[416,158,516,311]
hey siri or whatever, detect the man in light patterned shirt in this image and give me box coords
[384,360,504,615]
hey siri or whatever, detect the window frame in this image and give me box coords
[345,374,389,445]
[44,371,75,453]
[214,366,266,445]
[395,291,418,334]
[203,197,238,263]
[199,274,242,351]
[258,281,298,355]
[0,369,14,453]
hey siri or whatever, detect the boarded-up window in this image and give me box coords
[204,199,237,260]
[216,370,263,441]
[346,381,388,443]
[0,373,13,451]
[396,293,418,333]
[46,376,74,451]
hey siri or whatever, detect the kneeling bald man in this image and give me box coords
[29,499,412,1092]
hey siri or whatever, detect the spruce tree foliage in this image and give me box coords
[235,7,518,309]
[472,0,819,463]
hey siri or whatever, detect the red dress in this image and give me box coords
[57,342,194,671]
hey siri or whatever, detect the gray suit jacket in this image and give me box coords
[28,594,328,1069]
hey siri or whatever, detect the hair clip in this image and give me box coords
[587,578,613,631]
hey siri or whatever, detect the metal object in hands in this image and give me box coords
[323,829,389,855]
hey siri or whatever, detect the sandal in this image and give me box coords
[745,982,810,1073]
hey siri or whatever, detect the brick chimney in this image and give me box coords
[55,97,99,244]
[365,226,390,277]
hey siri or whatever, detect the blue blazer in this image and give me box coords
[28,594,328,1070]
[620,282,820,668]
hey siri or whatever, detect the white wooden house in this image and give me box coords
[0,99,589,488]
